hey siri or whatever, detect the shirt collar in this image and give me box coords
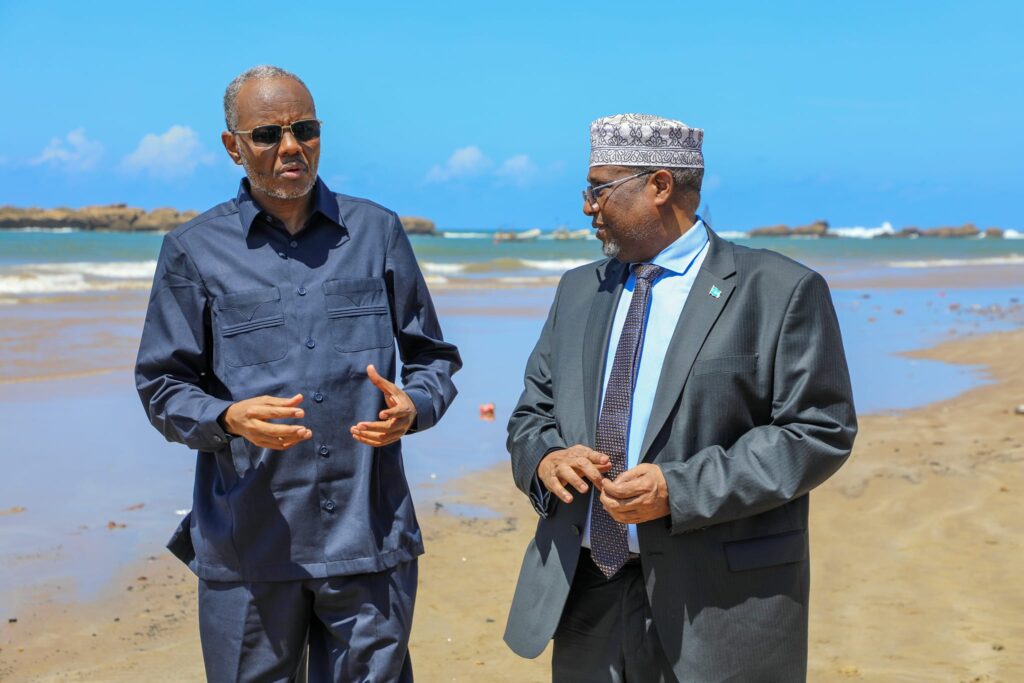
[646,217,708,277]
[237,176,343,237]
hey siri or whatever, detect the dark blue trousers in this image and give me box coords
[198,560,416,683]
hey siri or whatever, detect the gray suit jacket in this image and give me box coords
[504,227,857,682]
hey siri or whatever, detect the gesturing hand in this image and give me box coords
[222,394,312,450]
[599,464,670,524]
[537,445,612,504]
[350,364,417,447]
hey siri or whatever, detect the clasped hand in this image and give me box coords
[222,364,416,451]
[537,446,670,523]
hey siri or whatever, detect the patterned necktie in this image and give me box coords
[590,262,664,578]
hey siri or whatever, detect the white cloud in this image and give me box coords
[425,145,491,182]
[495,154,538,186]
[121,125,216,179]
[31,128,104,171]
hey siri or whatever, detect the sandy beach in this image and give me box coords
[1,316,1021,681]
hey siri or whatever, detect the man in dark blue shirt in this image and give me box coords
[135,65,461,682]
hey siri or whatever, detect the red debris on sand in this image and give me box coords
[124,503,145,511]
[107,521,126,530]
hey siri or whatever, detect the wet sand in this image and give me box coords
[1,326,1022,681]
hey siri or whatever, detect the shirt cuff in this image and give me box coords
[529,473,555,518]
[199,397,236,450]
[405,388,434,434]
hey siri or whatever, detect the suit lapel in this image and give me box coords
[582,258,628,445]
[639,228,737,460]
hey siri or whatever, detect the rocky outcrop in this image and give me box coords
[0,204,198,232]
[792,220,830,236]
[748,220,829,237]
[747,220,1003,239]
[398,216,437,235]
[0,204,440,235]
[919,223,980,238]
[747,224,791,237]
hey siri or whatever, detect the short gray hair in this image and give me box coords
[633,166,704,195]
[223,65,311,130]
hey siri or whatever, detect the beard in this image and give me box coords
[601,236,621,258]
[241,156,316,200]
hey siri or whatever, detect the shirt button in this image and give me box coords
[264,215,272,223]
[318,445,330,457]
[305,337,316,349]
[289,240,298,248]
[297,286,307,296]
[322,500,335,512]
[313,392,324,402]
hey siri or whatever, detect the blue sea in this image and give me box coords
[1,227,1023,295]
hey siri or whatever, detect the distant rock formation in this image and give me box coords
[748,220,829,237]
[920,223,980,238]
[398,216,437,235]
[0,204,439,235]
[0,204,198,232]
[882,223,982,238]
[746,220,1005,239]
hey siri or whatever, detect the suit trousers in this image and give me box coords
[552,549,677,683]
[198,560,416,683]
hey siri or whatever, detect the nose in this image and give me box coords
[278,128,302,156]
[582,196,599,217]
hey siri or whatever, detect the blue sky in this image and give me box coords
[1,1,1020,231]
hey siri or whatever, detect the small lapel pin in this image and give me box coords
[709,285,722,298]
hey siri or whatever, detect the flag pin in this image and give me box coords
[709,285,722,298]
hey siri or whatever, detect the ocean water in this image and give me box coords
[1,228,1022,296]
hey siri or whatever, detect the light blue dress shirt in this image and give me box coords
[583,219,709,553]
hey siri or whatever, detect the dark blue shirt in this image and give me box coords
[135,178,461,581]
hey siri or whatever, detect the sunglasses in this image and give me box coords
[582,170,655,207]
[232,119,322,147]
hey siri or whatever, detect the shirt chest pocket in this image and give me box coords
[214,287,289,367]
[323,278,393,352]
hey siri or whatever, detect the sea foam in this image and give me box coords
[829,222,896,239]
[887,255,1024,269]
[0,260,156,295]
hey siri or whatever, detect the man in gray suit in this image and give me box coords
[504,113,857,682]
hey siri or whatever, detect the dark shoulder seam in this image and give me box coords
[164,232,210,295]
[175,204,240,238]
[334,194,396,217]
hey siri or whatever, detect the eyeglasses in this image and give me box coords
[231,119,322,147]
[582,170,655,207]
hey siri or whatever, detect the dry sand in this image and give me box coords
[2,328,1022,682]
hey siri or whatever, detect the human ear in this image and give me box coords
[651,169,673,206]
[221,131,243,165]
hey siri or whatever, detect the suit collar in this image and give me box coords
[699,224,737,281]
[638,226,737,459]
